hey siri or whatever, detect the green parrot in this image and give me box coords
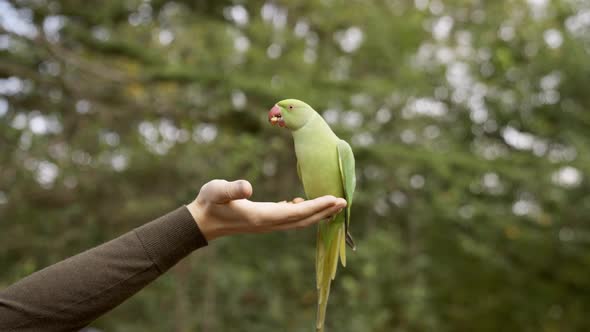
[268,99,356,331]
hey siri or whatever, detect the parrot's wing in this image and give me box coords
[337,139,356,250]
[297,161,302,182]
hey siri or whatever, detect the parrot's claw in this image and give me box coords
[345,231,356,251]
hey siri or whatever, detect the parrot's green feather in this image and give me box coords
[337,140,356,250]
[337,140,355,224]
[320,212,343,255]
[316,213,343,332]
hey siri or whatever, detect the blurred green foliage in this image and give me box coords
[1,0,590,331]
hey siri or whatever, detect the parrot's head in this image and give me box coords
[268,99,315,131]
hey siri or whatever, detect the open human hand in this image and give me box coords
[186,179,347,241]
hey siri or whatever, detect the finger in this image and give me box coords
[292,197,305,204]
[282,198,304,204]
[197,180,252,203]
[272,204,344,231]
[255,196,346,225]
[200,179,253,204]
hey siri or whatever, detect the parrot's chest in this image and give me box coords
[293,140,343,199]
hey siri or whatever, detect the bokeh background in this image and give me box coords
[1,0,590,331]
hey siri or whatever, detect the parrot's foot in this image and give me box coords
[345,231,356,251]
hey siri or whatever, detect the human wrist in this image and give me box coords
[186,200,220,241]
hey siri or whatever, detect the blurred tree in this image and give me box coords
[1,0,590,331]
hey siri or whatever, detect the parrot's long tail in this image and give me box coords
[316,216,346,332]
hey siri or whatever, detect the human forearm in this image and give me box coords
[0,206,207,331]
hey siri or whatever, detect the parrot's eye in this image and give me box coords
[288,105,293,110]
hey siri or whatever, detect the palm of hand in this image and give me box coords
[187,180,346,241]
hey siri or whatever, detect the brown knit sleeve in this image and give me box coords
[0,206,207,331]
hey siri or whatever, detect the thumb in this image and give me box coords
[204,179,253,204]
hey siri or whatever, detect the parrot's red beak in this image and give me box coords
[268,105,285,127]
